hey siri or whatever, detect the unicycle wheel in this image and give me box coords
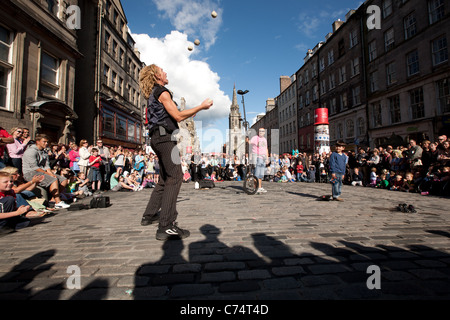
[243,175,258,195]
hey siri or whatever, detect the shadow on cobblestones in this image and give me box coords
[131,224,450,300]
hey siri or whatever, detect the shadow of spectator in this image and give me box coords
[0,249,56,299]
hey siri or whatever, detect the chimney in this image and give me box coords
[280,76,291,94]
[332,19,344,33]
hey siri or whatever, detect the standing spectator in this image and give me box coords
[250,128,269,194]
[6,127,31,173]
[96,139,111,190]
[329,141,348,201]
[0,127,14,169]
[437,140,450,167]
[133,149,146,181]
[69,143,80,175]
[88,148,102,192]
[21,134,70,209]
[437,135,448,152]
[408,139,423,168]
[78,140,91,175]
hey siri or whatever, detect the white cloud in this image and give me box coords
[152,0,223,50]
[132,31,231,126]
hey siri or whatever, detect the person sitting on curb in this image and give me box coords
[21,134,70,209]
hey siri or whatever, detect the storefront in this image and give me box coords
[98,99,143,149]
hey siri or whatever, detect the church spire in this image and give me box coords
[232,84,239,109]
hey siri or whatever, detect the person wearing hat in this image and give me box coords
[329,141,348,201]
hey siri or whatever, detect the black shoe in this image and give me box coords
[156,223,190,241]
[141,213,160,226]
[408,205,417,213]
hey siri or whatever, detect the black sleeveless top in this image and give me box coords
[146,85,179,134]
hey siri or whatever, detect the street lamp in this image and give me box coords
[237,89,249,131]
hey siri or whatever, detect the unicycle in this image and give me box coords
[243,164,258,195]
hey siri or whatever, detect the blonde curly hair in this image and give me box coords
[139,64,160,99]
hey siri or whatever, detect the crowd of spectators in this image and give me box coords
[1,124,449,231]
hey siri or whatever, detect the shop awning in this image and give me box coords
[28,99,78,120]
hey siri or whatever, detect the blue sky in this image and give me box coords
[121,0,364,152]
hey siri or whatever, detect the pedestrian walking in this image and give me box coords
[139,64,213,240]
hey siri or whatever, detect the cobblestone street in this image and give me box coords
[0,181,449,301]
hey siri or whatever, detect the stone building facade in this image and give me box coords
[0,0,81,144]
[75,0,144,148]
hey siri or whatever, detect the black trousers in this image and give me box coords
[142,129,182,228]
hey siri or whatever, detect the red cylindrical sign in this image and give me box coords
[314,108,329,125]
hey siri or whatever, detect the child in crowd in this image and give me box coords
[142,173,156,188]
[76,172,92,197]
[351,168,364,186]
[391,175,404,191]
[402,172,416,192]
[376,174,390,189]
[283,166,295,182]
[296,161,304,182]
[88,148,102,192]
[0,172,44,232]
[369,167,378,187]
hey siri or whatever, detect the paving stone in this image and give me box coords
[0,182,449,300]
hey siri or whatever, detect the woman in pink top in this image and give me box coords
[6,127,31,173]
[250,128,269,194]
[69,144,80,174]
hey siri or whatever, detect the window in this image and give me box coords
[116,115,127,139]
[351,58,360,77]
[337,123,343,139]
[328,50,334,65]
[118,77,123,95]
[369,71,378,93]
[382,0,393,18]
[386,62,397,85]
[372,102,383,127]
[389,95,401,123]
[432,36,448,66]
[320,80,326,95]
[352,86,361,105]
[0,26,13,110]
[338,39,345,57]
[404,13,417,40]
[313,85,318,101]
[346,119,354,138]
[103,64,110,85]
[299,95,303,109]
[437,78,450,113]
[410,88,425,119]
[112,40,118,59]
[104,31,111,53]
[102,109,115,135]
[305,91,310,105]
[330,98,337,115]
[340,92,348,110]
[305,70,309,84]
[40,52,59,97]
[298,75,303,88]
[111,71,117,90]
[429,0,445,24]
[46,0,58,16]
[384,28,395,52]
[329,73,336,90]
[320,58,325,72]
[369,40,377,62]
[357,118,365,136]
[407,50,420,76]
[339,66,346,84]
[349,30,358,48]
[127,121,135,141]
